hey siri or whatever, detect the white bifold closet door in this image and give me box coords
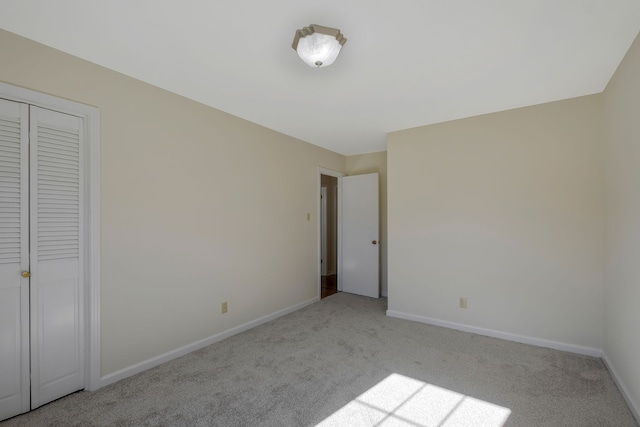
[0,98,30,420]
[0,99,84,421]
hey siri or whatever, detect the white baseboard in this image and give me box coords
[602,352,640,424]
[100,297,319,388]
[386,310,602,358]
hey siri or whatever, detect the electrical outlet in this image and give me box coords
[221,302,228,314]
[459,297,467,309]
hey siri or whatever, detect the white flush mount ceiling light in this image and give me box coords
[292,24,347,68]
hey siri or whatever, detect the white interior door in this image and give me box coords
[29,106,84,408]
[341,173,379,298]
[0,98,30,421]
[0,101,84,422]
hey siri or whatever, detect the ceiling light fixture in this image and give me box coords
[292,24,347,68]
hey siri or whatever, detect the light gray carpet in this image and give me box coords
[3,293,637,426]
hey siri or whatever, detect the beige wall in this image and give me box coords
[346,151,388,296]
[603,32,640,416]
[0,29,345,375]
[387,95,605,349]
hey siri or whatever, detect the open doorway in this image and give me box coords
[320,174,339,298]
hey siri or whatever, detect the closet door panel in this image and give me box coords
[0,99,29,421]
[30,106,84,409]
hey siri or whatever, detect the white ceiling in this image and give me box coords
[1,1,639,155]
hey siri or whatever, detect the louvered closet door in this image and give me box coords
[0,99,30,421]
[29,106,84,409]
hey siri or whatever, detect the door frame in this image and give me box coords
[318,167,344,297]
[320,186,328,276]
[0,82,101,392]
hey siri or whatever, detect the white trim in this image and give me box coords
[320,187,328,276]
[337,178,343,292]
[318,167,345,297]
[100,297,319,388]
[85,105,101,392]
[0,82,101,392]
[386,310,602,358]
[602,352,640,424]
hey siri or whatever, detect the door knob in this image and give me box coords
[21,271,31,278]
[372,240,377,245]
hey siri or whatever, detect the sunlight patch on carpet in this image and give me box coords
[316,373,511,426]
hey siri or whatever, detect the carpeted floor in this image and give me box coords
[3,292,637,426]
